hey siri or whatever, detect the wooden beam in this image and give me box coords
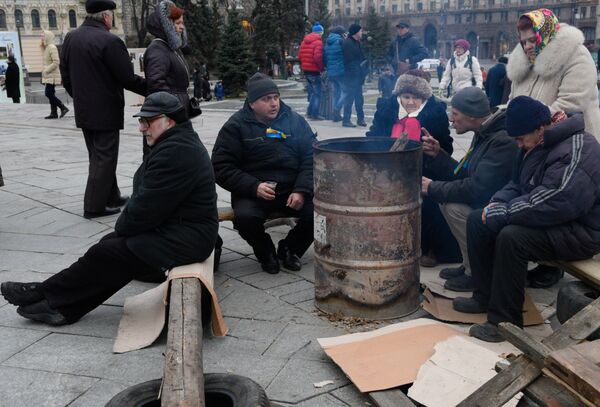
[498,323,552,367]
[368,388,416,407]
[162,278,205,407]
[543,296,600,349]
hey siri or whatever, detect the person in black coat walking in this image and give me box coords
[212,74,315,274]
[387,21,429,75]
[484,56,510,108]
[0,92,218,326]
[60,0,146,219]
[342,23,367,128]
[3,55,20,103]
[455,97,600,342]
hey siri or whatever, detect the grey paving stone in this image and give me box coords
[67,379,131,407]
[330,384,372,406]
[104,280,161,307]
[204,318,287,356]
[222,237,254,255]
[238,269,304,290]
[218,250,246,264]
[0,366,98,407]
[0,232,95,254]
[280,287,315,305]
[219,279,288,319]
[253,303,331,327]
[220,257,263,278]
[0,326,50,363]
[263,322,343,361]
[266,279,314,298]
[296,394,348,407]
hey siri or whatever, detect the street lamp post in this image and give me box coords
[13,0,25,66]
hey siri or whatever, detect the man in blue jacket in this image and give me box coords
[454,96,600,342]
[324,26,346,122]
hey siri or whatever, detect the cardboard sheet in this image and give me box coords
[113,252,228,353]
[408,336,520,407]
[318,318,464,392]
[422,288,544,326]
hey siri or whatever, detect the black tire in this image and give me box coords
[105,373,270,407]
[556,281,600,340]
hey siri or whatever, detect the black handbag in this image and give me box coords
[188,97,202,118]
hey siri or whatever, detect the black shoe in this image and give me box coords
[59,106,70,118]
[308,115,325,121]
[333,113,342,122]
[277,240,302,271]
[439,265,465,280]
[357,120,367,127]
[469,322,505,343]
[260,252,280,274]
[452,296,487,314]
[17,299,68,326]
[108,195,129,207]
[83,206,121,219]
[342,121,356,128]
[444,274,474,292]
[528,265,564,289]
[1,282,44,306]
[44,114,58,119]
[420,255,438,268]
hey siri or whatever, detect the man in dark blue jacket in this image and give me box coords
[454,96,600,342]
[342,23,367,128]
[484,56,509,108]
[387,21,429,75]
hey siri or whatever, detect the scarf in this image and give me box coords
[521,8,560,63]
[397,97,427,120]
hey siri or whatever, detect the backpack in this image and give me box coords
[447,54,476,97]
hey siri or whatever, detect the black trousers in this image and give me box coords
[232,194,314,261]
[467,209,571,326]
[40,232,158,323]
[421,196,462,263]
[44,84,63,109]
[82,129,121,212]
[11,96,20,103]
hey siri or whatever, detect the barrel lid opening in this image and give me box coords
[314,137,421,154]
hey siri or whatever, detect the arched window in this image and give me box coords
[68,9,77,28]
[15,9,23,28]
[0,10,6,29]
[31,9,41,29]
[48,10,57,28]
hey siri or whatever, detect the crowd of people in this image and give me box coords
[1,3,600,346]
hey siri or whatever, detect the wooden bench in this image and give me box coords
[542,256,600,290]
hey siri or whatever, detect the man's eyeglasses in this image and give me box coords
[138,114,165,127]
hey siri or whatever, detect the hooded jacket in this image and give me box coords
[212,101,315,199]
[386,32,429,70]
[439,50,483,94]
[486,114,600,259]
[144,2,190,114]
[507,24,600,141]
[427,109,519,207]
[41,31,61,85]
[299,32,324,73]
[4,60,20,99]
[323,32,344,77]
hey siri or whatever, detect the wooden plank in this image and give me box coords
[368,388,416,407]
[162,278,205,407]
[498,322,552,367]
[543,296,600,349]
[542,368,596,407]
[456,355,541,407]
[542,259,600,290]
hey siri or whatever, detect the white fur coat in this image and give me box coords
[439,50,483,94]
[507,24,600,141]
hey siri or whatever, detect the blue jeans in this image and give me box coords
[305,72,322,117]
[329,76,344,112]
[342,81,364,123]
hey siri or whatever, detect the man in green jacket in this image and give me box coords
[0,92,218,325]
[421,87,518,292]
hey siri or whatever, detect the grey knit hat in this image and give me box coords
[451,87,491,118]
[394,71,433,100]
[247,73,279,103]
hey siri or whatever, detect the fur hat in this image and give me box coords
[156,0,188,50]
[394,70,433,100]
[454,39,470,51]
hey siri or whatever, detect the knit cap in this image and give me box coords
[506,96,551,137]
[454,39,470,51]
[451,87,490,118]
[247,73,279,103]
[348,23,362,36]
[312,22,324,33]
[330,25,346,35]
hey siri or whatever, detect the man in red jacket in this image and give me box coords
[299,22,325,120]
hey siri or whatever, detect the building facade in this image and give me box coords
[330,0,599,60]
[0,0,126,74]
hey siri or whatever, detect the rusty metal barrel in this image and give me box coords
[313,137,422,319]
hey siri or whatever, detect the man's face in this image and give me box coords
[103,11,114,30]
[138,114,171,146]
[449,108,478,134]
[514,128,544,151]
[397,26,409,36]
[519,29,537,59]
[353,29,363,40]
[249,93,280,123]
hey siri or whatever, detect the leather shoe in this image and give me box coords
[420,255,438,268]
[260,252,280,274]
[444,274,474,292]
[452,296,487,314]
[342,121,356,128]
[1,282,44,306]
[83,206,121,219]
[308,115,326,121]
[277,240,301,271]
[17,299,68,326]
[439,265,465,279]
[357,120,367,127]
[469,322,505,343]
[108,195,130,207]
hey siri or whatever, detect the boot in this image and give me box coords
[58,102,70,118]
[45,105,58,119]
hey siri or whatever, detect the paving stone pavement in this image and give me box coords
[0,102,567,406]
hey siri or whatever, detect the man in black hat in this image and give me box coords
[60,0,147,219]
[341,23,367,128]
[212,73,316,274]
[0,92,218,325]
[387,21,429,75]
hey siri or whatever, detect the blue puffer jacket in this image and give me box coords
[486,114,600,259]
[324,33,344,77]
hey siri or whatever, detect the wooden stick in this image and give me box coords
[369,388,416,407]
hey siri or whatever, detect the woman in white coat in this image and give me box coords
[507,8,600,140]
[439,39,483,97]
[41,30,69,119]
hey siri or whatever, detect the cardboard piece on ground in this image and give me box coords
[422,288,544,326]
[318,318,464,392]
[425,280,462,299]
[408,336,520,407]
[113,252,228,353]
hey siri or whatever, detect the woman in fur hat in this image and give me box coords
[439,39,483,97]
[366,70,461,267]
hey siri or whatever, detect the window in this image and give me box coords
[501,11,508,22]
[380,5,385,13]
[484,12,492,22]
[335,8,340,16]
[458,0,465,8]
[488,0,494,6]
[15,9,23,28]
[592,7,597,18]
[392,4,398,13]
[335,0,339,4]
[48,9,57,28]
[430,1,436,10]
[357,6,362,15]
[0,10,5,28]
[580,7,587,19]
[345,7,350,15]
[31,9,40,29]
[404,4,410,12]
[582,27,595,42]
[417,2,423,11]
[520,0,527,5]
[454,14,461,24]
[69,9,77,28]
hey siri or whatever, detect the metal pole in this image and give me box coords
[305,0,309,19]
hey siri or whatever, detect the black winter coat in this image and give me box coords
[4,61,20,98]
[60,19,147,130]
[427,109,519,208]
[144,11,190,114]
[212,101,315,199]
[343,37,366,86]
[387,32,429,71]
[115,121,218,271]
[484,62,508,108]
[487,114,600,259]
[366,95,454,178]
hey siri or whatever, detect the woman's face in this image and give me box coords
[519,29,537,59]
[455,46,466,56]
[173,16,185,34]
[400,93,424,113]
